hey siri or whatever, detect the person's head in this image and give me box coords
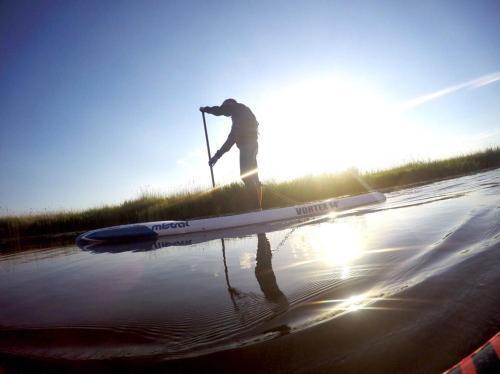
[220,98,237,116]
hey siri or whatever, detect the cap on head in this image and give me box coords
[221,98,237,107]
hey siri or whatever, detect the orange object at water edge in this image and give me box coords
[445,331,500,374]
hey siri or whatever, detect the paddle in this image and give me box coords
[201,111,216,187]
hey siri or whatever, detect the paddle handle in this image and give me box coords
[202,111,216,187]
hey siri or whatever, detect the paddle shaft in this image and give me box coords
[201,111,216,187]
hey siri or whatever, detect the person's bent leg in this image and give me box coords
[243,176,261,210]
[240,144,262,210]
[257,182,262,209]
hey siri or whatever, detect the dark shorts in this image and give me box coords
[239,143,260,186]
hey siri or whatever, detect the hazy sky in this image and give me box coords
[1,0,499,214]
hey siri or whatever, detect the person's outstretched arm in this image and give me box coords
[200,106,224,116]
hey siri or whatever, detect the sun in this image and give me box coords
[256,74,400,180]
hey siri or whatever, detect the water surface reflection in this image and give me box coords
[1,170,499,373]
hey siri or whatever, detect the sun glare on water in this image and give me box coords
[257,74,411,180]
[290,220,366,277]
[311,222,365,267]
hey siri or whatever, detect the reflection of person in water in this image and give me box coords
[255,233,288,306]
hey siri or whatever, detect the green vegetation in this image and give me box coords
[1,147,499,242]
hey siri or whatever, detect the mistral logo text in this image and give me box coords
[151,221,190,231]
[295,201,337,216]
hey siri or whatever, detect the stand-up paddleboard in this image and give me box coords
[79,217,314,253]
[77,191,385,243]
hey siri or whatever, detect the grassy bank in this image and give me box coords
[1,147,499,241]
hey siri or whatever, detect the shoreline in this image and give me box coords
[1,148,499,248]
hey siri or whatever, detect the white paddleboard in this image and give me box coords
[77,191,385,242]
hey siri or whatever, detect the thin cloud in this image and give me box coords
[400,71,500,111]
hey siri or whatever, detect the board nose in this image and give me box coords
[78,225,157,242]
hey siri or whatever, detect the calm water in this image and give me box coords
[1,170,499,372]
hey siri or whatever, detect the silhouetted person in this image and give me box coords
[255,233,288,306]
[200,99,262,210]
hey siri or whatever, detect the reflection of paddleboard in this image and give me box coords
[77,192,385,243]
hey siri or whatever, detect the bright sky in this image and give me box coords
[1,0,499,214]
